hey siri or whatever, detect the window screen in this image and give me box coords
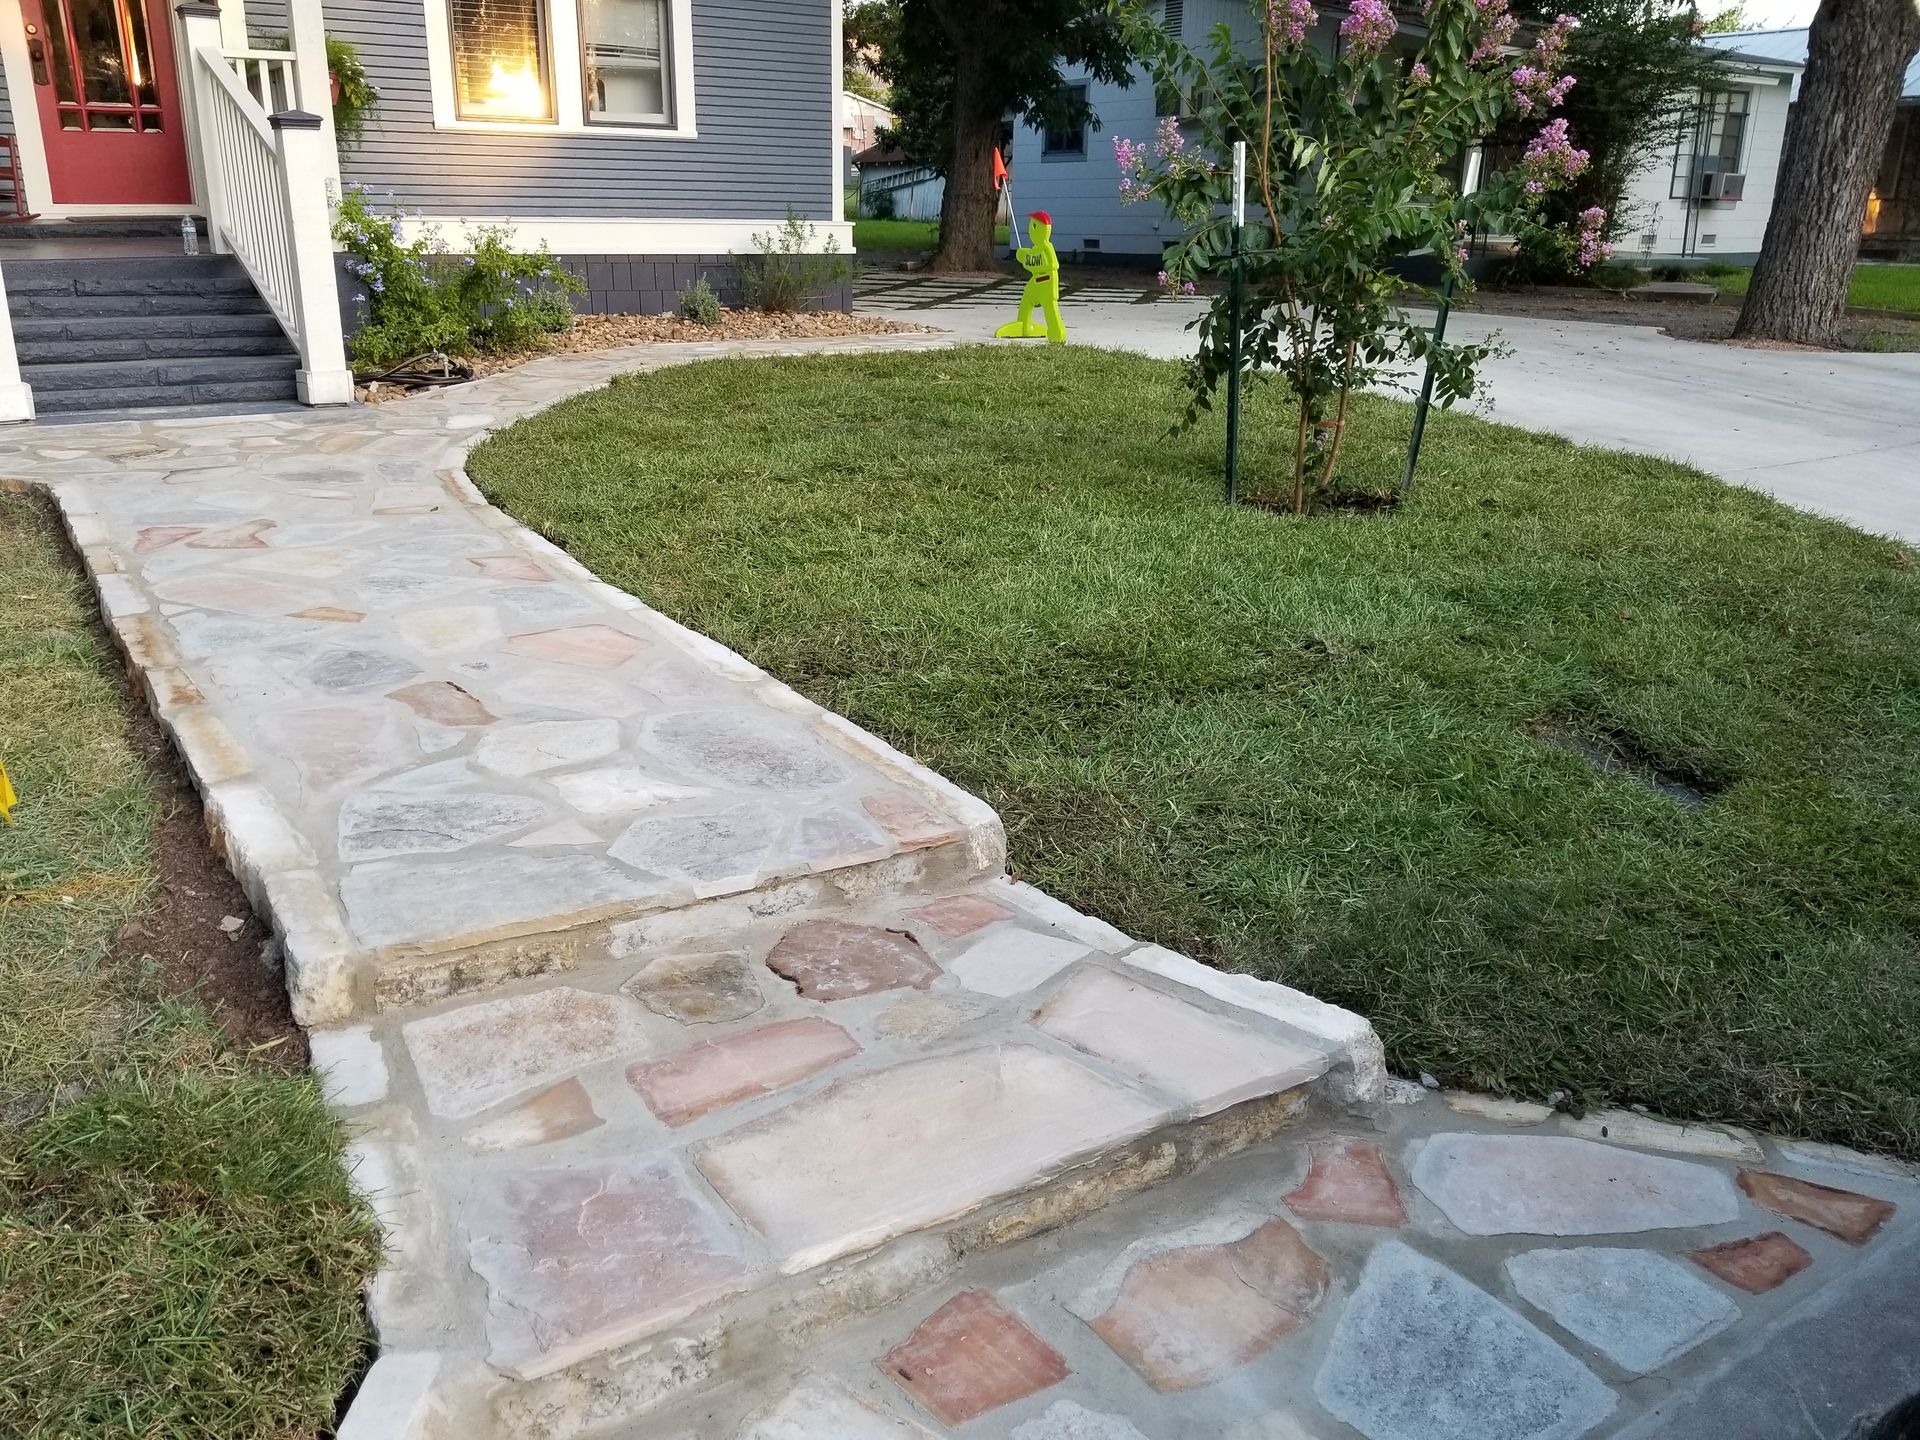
[580,0,672,125]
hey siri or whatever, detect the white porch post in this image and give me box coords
[0,261,36,423]
[216,0,247,52]
[270,111,353,405]
[284,0,343,203]
[177,3,231,254]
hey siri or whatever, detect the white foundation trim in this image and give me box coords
[390,216,855,254]
[419,0,697,139]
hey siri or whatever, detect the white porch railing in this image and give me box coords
[224,48,298,113]
[177,0,351,406]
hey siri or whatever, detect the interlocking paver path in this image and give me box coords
[8,336,1917,1440]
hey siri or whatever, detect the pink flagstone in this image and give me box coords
[470,553,552,581]
[504,623,647,670]
[1085,1218,1329,1392]
[1737,1169,1896,1245]
[862,792,961,850]
[1283,1138,1407,1227]
[765,920,941,1001]
[881,1290,1069,1424]
[467,1158,751,1378]
[628,1017,860,1126]
[905,892,1016,937]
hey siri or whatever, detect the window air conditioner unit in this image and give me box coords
[1694,169,1744,202]
[1718,172,1746,202]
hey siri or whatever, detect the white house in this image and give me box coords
[1009,0,1800,266]
[1615,44,1800,264]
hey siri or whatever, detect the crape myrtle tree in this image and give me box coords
[1505,0,1729,277]
[1114,0,1605,512]
[1734,0,1920,347]
[865,0,1138,272]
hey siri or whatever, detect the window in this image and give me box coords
[426,0,695,135]
[1670,88,1749,199]
[448,0,556,122]
[1043,83,1087,157]
[579,0,672,126]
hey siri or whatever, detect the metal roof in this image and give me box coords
[1703,27,1919,101]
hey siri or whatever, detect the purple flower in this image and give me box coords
[1409,60,1431,83]
[1340,0,1397,58]
[1265,0,1315,47]
[1157,269,1170,287]
[1181,280,1198,295]
[1522,117,1590,188]
[1152,114,1185,160]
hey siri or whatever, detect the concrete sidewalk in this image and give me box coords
[856,275,1920,544]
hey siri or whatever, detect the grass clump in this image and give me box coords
[471,345,1920,1157]
[0,493,378,1438]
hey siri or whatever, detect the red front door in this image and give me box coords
[21,0,192,204]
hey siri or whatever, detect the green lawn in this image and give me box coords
[0,494,378,1437]
[471,346,1920,1159]
[853,218,1012,253]
[1704,262,1920,313]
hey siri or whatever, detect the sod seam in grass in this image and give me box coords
[471,345,1920,1158]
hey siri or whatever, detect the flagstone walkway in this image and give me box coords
[7,336,1915,1440]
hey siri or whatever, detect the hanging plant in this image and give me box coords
[324,36,378,151]
[258,33,379,151]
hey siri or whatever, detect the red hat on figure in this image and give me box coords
[1028,210,1053,225]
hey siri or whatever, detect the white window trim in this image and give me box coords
[421,0,696,138]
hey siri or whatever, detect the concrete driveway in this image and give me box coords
[857,273,1920,543]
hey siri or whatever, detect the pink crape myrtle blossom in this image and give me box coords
[1115,136,1153,203]
[1522,117,1590,188]
[1153,114,1186,159]
[1471,0,1519,62]
[1340,0,1397,58]
[1409,60,1432,83]
[1510,13,1578,113]
[1575,205,1612,267]
[1266,0,1316,47]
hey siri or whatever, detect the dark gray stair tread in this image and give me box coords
[16,332,295,364]
[2,255,256,295]
[23,353,299,392]
[11,311,286,343]
[13,291,274,318]
[33,377,298,415]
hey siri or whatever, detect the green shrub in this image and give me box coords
[864,186,897,220]
[677,274,723,324]
[738,210,855,314]
[334,187,581,368]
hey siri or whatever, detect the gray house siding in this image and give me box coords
[321,0,834,221]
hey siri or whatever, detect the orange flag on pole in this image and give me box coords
[993,148,1008,191]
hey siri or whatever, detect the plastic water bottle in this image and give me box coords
[181,215,199,256]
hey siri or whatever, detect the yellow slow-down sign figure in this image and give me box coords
[0,759,16,825]
[995,211,1069,346]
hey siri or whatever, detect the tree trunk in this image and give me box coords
[931,47,1002,273]
[1733,0,1920,346]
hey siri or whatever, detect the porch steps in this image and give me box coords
[4,252,299,417]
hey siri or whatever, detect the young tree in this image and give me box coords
[1734,0,1920,346]
[869,0,1137,272]
[1117,0,1602,510]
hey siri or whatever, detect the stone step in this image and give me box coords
[31,375,300,416]
[15,330,296,366]
[318,878,1379,1437]
[11,310,288,346]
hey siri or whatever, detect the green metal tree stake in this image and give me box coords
[1399,271,1455,496]
[1224,141,1248,505]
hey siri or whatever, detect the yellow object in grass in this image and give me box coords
[0,758,14,824]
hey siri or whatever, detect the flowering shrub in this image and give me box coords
[1113,0,1599,511]
[333,186,581,368]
